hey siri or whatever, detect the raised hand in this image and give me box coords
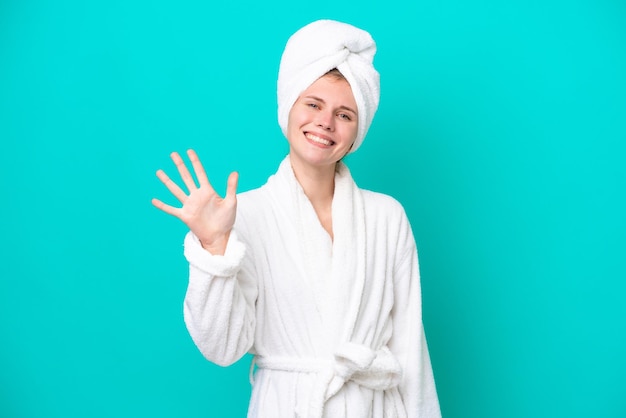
[152,149,238,255]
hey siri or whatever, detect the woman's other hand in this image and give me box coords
[152,149,238,255]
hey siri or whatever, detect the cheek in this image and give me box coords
[286,110,305,142]
[344,124,358,144]
[287,108,303,131]
[286,113,296,136]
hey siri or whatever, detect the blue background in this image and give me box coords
[1,0,625,417]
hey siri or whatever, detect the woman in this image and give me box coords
[152,20,441,418]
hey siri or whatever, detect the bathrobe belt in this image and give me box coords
[254,342,402,418]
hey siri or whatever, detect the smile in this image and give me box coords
[305,132,335,146]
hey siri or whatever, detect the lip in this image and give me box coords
[304,131,335,147]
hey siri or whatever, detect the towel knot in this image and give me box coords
[308,343,401,417]
[332,343,402,390]
[254,343,401,418]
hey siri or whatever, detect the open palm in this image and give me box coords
[152,149,238,254]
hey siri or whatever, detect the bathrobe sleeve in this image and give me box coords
[182,228,257,367]
[388,211,441,418]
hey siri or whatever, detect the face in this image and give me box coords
[286,75,358,171]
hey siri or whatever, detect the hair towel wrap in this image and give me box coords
[277,20,380,153]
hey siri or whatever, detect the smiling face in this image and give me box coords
[286,74,358,172]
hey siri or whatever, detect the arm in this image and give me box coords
[152,149,256,365]
[183,229,257,366]
[388,217,441,418]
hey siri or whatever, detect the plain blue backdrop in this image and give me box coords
[1,0,625,417]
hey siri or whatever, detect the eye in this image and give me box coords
[307,102,319,109]
[338,113,352,121]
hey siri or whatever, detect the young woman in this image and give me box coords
[153,19,441,418]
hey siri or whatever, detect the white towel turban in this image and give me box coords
[277,20,380,154]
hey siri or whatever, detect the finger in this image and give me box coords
[170,151,198,192]
[156,169,188,203]
[151,198,181,218]
[187,149,211,188]
[225,171,239,201]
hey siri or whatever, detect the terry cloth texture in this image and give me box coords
[277,20,380,153]
[182,156,441,417]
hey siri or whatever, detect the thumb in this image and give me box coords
[225,171,239,200]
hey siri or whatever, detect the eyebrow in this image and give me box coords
[304,95,358,115]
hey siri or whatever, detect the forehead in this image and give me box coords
[300,75,357,106]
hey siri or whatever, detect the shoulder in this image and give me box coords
[361,189,409,222]
[361,189,416,256]
[235,185,272,219]
[237,186,267,205]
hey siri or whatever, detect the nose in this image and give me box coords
[316,110,334,131]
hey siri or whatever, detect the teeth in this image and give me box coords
[306,133,333,146]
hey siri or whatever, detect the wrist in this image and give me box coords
[198,232,230,255]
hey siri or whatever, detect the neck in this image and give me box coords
[289,155,336,204]
[288,153,337,239]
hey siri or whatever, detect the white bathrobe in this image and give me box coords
[182,157,441,418]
